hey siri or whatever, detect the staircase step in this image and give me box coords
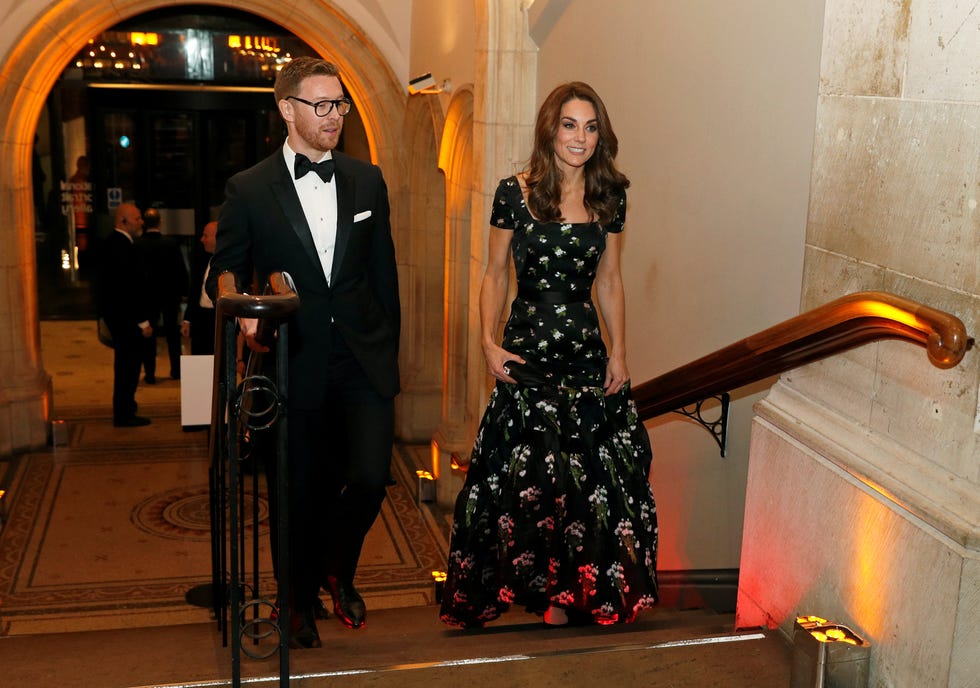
[0,604,792,687]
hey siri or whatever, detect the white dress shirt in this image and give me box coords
[282,141,338,285]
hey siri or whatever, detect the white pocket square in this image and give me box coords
[353,210,372,223]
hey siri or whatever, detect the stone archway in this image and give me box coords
[0,0,407,452]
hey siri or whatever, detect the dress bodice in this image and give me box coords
[489,176,626,382]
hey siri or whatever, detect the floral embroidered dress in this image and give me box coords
[440,176,659,628]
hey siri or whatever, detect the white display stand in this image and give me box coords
[180,354,214,428]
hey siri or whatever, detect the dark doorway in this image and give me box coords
[33,6,369,319]
[88,85,284,236]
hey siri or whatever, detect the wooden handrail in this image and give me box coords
[215,270,301,320]
[632,291,973,420]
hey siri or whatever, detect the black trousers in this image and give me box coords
[108,322,143,420]
[189,309,216,355]
[159,303,183,375]
[142,303,183,378]
[263,341,394,611]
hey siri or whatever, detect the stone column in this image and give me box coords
[431,0,538,506]
[0,136,51,454]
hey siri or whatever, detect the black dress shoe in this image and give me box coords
[113,415,151,427]
[325,576,366,629]
[144,375,157,385]
[288,608,322,649]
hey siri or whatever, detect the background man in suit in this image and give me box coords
[181,220,217,355]
[208,56,400,647]
[95,202,154,427]
[138,207,188,382]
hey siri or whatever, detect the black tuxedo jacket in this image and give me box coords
[95,230,151,333]
[137,230,188,314]
[208,149,400,408]
[183,249,215,352]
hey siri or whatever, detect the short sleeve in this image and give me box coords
[489,177,518,230]
[606,188,627,234]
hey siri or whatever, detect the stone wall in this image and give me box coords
[737,1,979,686]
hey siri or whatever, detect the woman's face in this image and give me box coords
[552,98,599,172]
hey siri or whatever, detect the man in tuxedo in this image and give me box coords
[95,202,154,427]
[137,207,188,381]
[181,220,217,355]
[207,57,400,647]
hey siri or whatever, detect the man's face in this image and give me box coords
[201,222,218,254]
[280,74,345,157]
[121,206,143,238]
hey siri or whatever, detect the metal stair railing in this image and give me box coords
[210,270,299,688]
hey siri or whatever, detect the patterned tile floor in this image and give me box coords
[0,321,449,635]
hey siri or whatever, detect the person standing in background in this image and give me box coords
[181,220,217,355]
[95,202,154,427]
[138,207,188,381]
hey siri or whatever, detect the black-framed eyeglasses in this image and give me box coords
[286,95,353,117]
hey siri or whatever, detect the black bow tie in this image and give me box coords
[294,153,335,183]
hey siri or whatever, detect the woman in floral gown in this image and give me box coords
[440,82,659,628]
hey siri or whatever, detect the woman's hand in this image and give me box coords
[484,342,525,384]
[603,355,630,396]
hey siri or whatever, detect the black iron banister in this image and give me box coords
[210,271,299,445]
[211,270,299,688]
[633,290,973,423]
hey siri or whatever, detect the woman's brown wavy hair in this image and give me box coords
[524,81,630,225]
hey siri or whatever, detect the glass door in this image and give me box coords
[147,111,197,236]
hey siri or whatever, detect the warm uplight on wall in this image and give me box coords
[416,469,435,503]
[796,615,863,646]
[432,570,447,603]
[790,615,870,688]
[811,627,861,645]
